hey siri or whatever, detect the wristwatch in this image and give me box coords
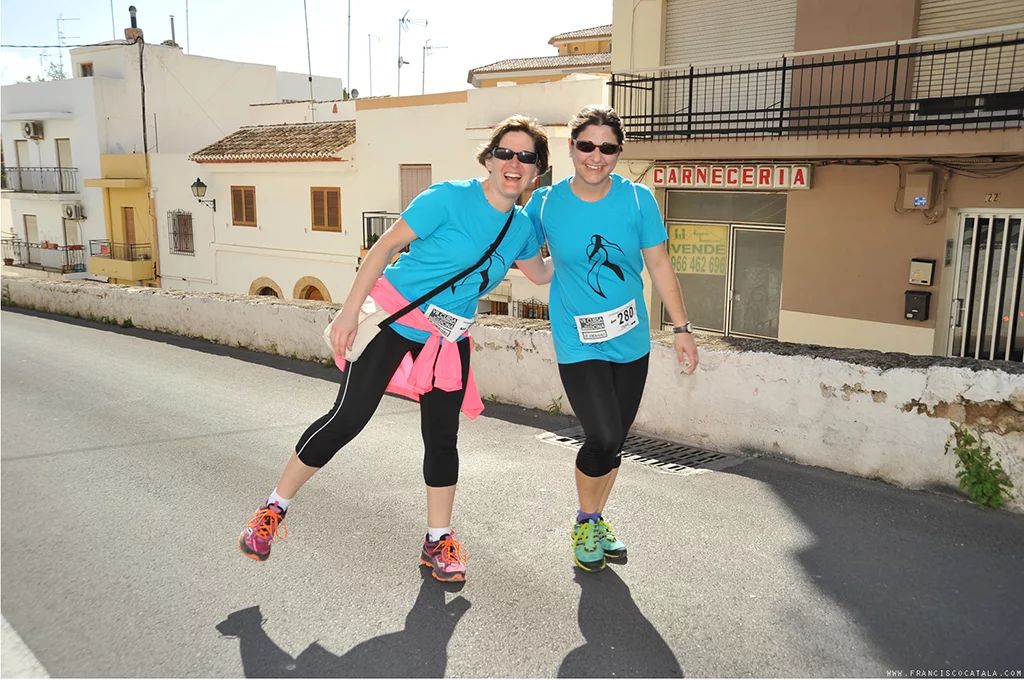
[672,322,694,334]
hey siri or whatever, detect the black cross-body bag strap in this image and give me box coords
[379,208,516,327]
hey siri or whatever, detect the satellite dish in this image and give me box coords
[350,88,359,98]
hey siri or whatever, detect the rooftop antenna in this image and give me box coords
[110,1,116,39]
[396,10,426,97]
[368,34,380,97]
[185,0,190,53]
[56,14,80,75]
[302,0,315,120]
[422,39,447,95]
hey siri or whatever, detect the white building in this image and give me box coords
[149,75,609,317]
[1,21,342,285]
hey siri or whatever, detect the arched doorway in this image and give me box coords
[257,287,279,297]
[302,286,324,301]
[248,277,283,298]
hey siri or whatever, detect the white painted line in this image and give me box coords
[1,615,49,678]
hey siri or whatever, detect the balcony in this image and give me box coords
[2,238,86,273]
[2,167,79,194]
[361,211,407,262]
[88,239,155,281]
[610,26,1023,154]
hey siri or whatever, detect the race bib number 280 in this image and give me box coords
[574,299,639,344]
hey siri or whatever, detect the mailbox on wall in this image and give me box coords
[905,290,931,321]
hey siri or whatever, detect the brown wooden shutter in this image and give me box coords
[232,187,244,224]
[326,189,341,228]
[243,188,256,224]
[311,189,326,228]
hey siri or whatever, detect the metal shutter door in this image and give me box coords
[664,0,797,67]
[918,0,1024,36]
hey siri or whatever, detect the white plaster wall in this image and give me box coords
[71,44,129,80]
[248,100,356,126]
[466,76,609,129]
[355,101,470,214]
[779,309,937,355]
[187,162,361,299]
[149,153,217,290]
[611,0,666,72]
[6,277,1021,512]
[276,72,345,102]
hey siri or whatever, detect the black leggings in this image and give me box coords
[558,354,650,478]
[295,326,471,487]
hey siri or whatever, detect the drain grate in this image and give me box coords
[537,426,744,475]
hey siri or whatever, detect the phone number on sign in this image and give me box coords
[671,254,726,275]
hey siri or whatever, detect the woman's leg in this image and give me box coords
[416,337,471,581]
[596,354,650,513]
[239,327,416,561]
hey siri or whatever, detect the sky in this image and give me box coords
[0,0,613,95]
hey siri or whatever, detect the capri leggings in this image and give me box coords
[558,354,650,478]
[294,325,471,487]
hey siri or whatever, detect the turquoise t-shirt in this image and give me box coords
[524,174,667,364]
[385,178,540,344]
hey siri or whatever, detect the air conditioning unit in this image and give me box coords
[22,121,43,139]
[63,203,85,220]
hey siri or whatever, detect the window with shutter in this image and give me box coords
[311,187,342,232]
[231,186,257,226]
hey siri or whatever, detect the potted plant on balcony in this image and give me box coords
[3,257,12,266]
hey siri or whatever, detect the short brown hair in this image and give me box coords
[569,105,624,144]
[477,115,550,174]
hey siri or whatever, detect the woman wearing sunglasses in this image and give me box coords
[238,116,552,583]
[524,105,699,572]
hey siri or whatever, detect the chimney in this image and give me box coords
[170,16,176,44]
[125,5,144,42]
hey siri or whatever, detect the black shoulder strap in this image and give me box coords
[380,208,516,327]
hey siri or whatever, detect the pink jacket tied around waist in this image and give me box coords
[334,276,484,419]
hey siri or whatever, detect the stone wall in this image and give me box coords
[5,277,1022,512]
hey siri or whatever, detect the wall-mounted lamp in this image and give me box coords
[190,178,216,211]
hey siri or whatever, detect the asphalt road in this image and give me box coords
[2,308,1023,678]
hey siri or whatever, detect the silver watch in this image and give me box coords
[672,322,693,334]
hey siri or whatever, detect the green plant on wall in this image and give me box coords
[546,395,564,416]
[944,423,1015,510]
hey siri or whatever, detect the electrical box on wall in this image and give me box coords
[905,290,931,321]
[903,172,935,210]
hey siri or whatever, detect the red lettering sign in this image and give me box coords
[680,167,694,186]
[741,166,756,187]
[725,167,740,186]
[710,166,724,186]
[695,167,708,185]
[757,166,773,187]
[667,167,679,185]
[652,167,665,186]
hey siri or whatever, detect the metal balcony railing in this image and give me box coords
[362,211,400,250]
[2,238,86,273]
[511,298,549,320]
[89,239,153,262]
[3,167,79,193]
[610,25,1024,141]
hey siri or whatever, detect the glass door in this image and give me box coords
[728,227,785,339]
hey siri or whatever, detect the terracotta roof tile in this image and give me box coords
[190,121,356,162]
[469,52,611,76]
[549,25,612,42]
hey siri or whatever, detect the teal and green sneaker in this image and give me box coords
[571,519,605,571]
[596,518,627,562]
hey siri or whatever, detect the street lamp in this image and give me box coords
[190,178,216,211]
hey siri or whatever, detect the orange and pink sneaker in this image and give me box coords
[238,501,288,561]
[420,532,467,582]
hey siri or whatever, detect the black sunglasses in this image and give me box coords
[491,147,538,164]
[572,139,622,155]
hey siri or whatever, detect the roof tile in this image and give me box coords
[190,121,356,162]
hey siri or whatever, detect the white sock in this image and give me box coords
[427,526,451,542]
[268,488,292,511]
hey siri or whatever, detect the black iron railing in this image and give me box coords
[3,167,79,193]
[610,26,1024,140]
[89,239,152,261]
[2,238,86,272]
[362,211,400,250]
[511,298,549,320]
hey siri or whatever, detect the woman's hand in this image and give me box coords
[675,332,699,374]
[329,309,360,357]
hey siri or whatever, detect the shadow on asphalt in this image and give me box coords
[732,458,1024,673]
[217,568,469,677]
[559,567,684,678]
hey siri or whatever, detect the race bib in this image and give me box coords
[574,299,639,344]
[424,304,475,342]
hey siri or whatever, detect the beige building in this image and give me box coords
[468,25,611,88]
[611,0,1024,361]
